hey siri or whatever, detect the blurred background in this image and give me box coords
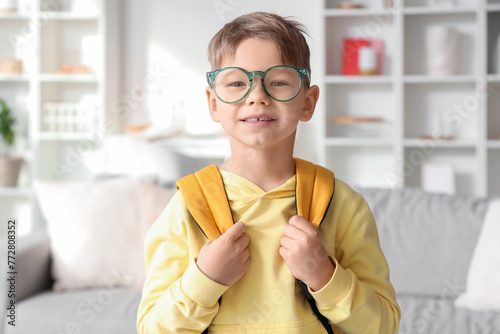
[0,0,499,236]
[1,2,500,334]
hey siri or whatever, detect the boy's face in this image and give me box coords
[206,38,319,150]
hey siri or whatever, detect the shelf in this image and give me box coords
[42,11,99,20]
[404,138,476,148]
[488,140,500,149]
[0,0,112,234]
[0,12,99,20]
[487,3,500,12]
[325,8,393,17]
[326,75,393,84]
[39,132,102,141]
[0,13,31,20]
[0,187,31,198]
[0,74,30,82]
[403,7,477,15]
[40,73,99,82]
[325,137,393,146]
[322,2,494,196]
[404,75,476,84]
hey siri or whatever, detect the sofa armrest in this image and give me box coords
[16,229,53,302]
[1,230,52,334]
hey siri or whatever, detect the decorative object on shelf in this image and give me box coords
[421,162,456,195]
[58,46,97,75]
[42,102,100,135]
[342,39,370,75]
[342,39,384,75]
[358,47,377,75]
[371,39,384,74]
[0,98,23,187]
[420,111,455,141]
[420,134,454,140]
[426,26,459,76]
[58,64,93,75]
[334,115,385,137]
[334,116,383,124]
[0,58,23,74]
[338,1,364,9]
[0,0,17,13]
[384,0,393,8]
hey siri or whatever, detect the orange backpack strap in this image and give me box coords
[294,158,336,334]
[176,159,334,238]
[294,158,335,228]
[176,165,234,241]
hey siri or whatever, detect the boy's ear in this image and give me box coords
[206,87,220,123]
[300,85,320,122]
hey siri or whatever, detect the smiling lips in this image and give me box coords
[244,118,273,122]
[241,115,276,123]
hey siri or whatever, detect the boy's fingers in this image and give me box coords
[283,223,303,240]
[280,236,295,249]
[222,221,246,240]
[238,232,250,246]
[288,215,315,233]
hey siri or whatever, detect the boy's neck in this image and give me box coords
[220,141,296,193]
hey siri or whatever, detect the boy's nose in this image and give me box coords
[246,78,271,105]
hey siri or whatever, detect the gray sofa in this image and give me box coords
[2,186,499,333]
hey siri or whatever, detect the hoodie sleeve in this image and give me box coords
[308,180,401,334]
[137,192,229,334]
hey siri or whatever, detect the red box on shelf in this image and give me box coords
[341,38,384,75]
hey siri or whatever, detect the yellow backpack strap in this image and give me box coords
[176,165,234,241]
[294,158,336,334]
[294,158,335,228]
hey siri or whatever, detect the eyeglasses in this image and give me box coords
[206,65,310,104]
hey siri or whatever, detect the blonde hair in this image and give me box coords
[208,12,311,76]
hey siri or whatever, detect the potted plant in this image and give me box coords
[0,98,23,187]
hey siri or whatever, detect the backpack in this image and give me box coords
[176,158,335,334]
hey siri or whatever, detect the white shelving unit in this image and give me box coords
[321,0,500,196]
[0,0,118,235]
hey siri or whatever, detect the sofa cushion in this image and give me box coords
[356,187,489,297]
[34,178,174,291]
[4,289,141,334]
[397,294,500,334]
[456,199,500,311]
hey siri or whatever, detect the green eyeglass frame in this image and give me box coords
[206,65,310,104]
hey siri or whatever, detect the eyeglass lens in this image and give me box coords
[213,67,302,103]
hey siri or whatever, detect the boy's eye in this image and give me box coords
[269,81,289,87]
[227,81,247,88]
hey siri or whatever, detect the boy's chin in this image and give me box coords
[229,132,297,150]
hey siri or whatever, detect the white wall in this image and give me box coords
[111,0,324,181]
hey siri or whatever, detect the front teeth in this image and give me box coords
[245,118,272,122]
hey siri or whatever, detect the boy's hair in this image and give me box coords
[208,12,311,75]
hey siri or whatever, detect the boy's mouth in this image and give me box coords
[243,118,274,122]
[241,115,276,123]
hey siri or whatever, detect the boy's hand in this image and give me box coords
[196,221,251,286]
[279,215,335,292]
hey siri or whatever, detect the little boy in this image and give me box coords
[137,12,400,334]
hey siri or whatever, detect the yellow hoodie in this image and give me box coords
[137,170,400,333]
